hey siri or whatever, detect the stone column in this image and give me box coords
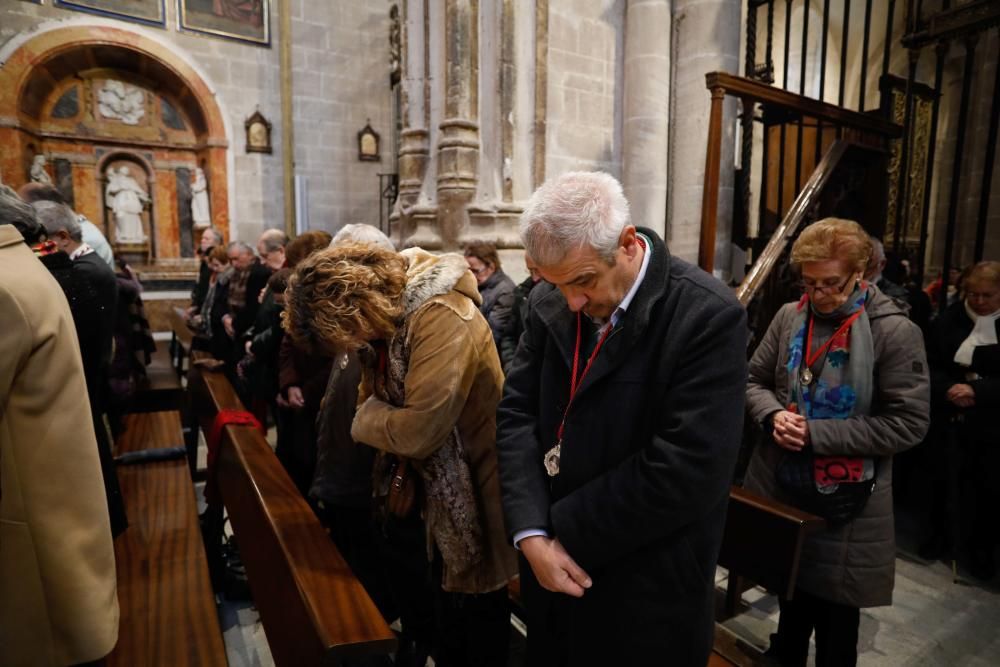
[436,0,479,250]
[668,0,741,277]
[395,0,430,243]
[622,0,670,238]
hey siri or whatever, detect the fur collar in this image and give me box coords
[400,247,477,316]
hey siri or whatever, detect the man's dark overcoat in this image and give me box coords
[497,228,748,666]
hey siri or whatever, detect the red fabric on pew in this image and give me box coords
[204,409,264,504]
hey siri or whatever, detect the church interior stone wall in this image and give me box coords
[0,0,393,255]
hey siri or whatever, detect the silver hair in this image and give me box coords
[0,184,44,243]
[519,171,631,265]
[33,200,82,242]
[258,228,289,252]
[330,223,395,251]
[202,227,225,245]
[228,240,254,256]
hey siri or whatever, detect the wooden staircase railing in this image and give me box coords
[698,71,902,276]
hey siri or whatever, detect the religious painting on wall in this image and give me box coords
[178,0,270,46]
[54,0,166,28]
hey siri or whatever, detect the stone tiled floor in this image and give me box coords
[721,555,1000,666]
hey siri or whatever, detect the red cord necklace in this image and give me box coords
[543,312,614,477]
[800,307,864,385]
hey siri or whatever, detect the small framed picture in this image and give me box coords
[245,110,272,154]
[358,122,380,162]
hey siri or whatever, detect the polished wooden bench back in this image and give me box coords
[718,486,825,616]
[188,362,397,666]
[107,410,226,667]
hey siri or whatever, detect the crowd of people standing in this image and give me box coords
[0,168,996,666]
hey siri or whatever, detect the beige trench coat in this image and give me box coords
[0,224,119,665]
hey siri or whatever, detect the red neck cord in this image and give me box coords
[804,308,864,368]
[557,312,613,443]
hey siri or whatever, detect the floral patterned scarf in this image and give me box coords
[786,284,876,490]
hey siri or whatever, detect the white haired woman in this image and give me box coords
[743,218,930,666]
[926,261,1000,580]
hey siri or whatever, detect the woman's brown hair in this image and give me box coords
[283,243,407,355]
[463,241,501,271]
[285,230,334,268]
[791,218,872,274]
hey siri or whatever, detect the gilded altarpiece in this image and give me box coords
[881,75,936,248]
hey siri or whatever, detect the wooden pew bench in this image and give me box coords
[168,305,194,379]
[717,486,825,619]
[188,361,397,666]
[107,410,226,667]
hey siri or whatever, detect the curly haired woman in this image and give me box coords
[284,243,517,667]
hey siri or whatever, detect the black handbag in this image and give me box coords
[775,449,877,525]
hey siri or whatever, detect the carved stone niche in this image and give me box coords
[99,152,155,262]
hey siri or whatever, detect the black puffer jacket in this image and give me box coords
[477,269,515,349]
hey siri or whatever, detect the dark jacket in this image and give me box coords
[497,228,748,666]
[500,275,539,372]
[927,300,1000,445]
[743,287,930,608]
[222,260,271,339]
[245,289,284,401]
[478,269,516,349]
[40,250,127,537]
[310,351,374,508]
[191,257,212,310]
[74,251,119,388]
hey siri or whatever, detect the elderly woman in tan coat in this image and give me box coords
[284,242,517,667]
[743,219,929,667]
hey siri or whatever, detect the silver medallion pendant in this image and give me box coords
[543,442,561,477]
[801,368,813,385]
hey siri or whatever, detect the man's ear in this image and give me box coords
[619,225,638,257]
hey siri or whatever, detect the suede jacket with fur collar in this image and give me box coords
[352,248,518,594]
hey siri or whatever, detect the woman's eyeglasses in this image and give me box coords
[799,275,854,295]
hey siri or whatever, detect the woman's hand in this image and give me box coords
[287,386,305,409]
[772,410,810,451]
[946,383,976,408]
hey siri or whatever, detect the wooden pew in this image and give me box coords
[168,305,194,379]
[188,361,397,666]
[107,410,226,667]
[717,486,825,619]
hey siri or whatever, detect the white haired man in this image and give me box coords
[497,171,748,666]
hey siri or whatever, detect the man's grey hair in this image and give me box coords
[865,238,886,278]
[258,228,289,252]
[0,184,45,243]
[33,200,82,242]
[330,223,395,251]
[228,240,254,256]
[519,171,631,265]
[203,227,225,245]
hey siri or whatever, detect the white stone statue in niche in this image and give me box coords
[191,167,211,229]
[97,80,146,126]
[105,166,150,243]
[30,155,53,185]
